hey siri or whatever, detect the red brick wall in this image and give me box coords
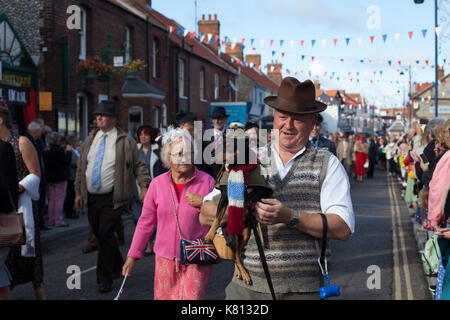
[39,0,171,135]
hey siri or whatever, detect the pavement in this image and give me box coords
[40,208,134,243]
[390,175,437,299]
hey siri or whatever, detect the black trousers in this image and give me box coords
[87,192,124,285]
[64,180,76,217]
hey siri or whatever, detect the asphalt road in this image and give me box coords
[9,167,432,300]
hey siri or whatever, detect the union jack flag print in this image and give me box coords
[181,239,218,264]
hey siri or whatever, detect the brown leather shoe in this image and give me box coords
[82,245,97,254]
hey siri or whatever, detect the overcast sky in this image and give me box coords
[152,0,450,108]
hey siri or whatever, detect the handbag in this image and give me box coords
[0,182,26,247]
[169,186,218,265]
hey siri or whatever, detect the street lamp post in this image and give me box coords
[414,0,439,117]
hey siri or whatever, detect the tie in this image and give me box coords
[91,133,107,190]
[214,132,221,149]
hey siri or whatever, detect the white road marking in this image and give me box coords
[388,175,414,300]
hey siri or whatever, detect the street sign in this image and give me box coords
[113,56,124,67]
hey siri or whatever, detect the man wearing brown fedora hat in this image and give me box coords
[74,100,150,293]
[200,77,354,299]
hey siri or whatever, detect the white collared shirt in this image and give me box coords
[86,127,117,194]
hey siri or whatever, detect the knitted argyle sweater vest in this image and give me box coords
[232,143,332,294]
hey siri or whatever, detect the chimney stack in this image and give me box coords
[266,60,282,84]
[245,54,261,69]
[225,42,244,62]
[198,13,220,53]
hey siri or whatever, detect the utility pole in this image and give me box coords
[408,64,412,128]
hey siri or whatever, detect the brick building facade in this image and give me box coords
[2,1,242,137]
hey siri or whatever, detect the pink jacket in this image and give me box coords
[127,167,215,260]
[428,151,450,227]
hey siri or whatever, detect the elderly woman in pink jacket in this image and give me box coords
[122,127,215,300]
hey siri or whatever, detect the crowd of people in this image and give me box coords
[0,76,448,300]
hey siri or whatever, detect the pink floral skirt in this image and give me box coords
[154,254,214,300]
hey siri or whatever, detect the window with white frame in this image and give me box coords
[153,38,161,79]
[162,104,167,127]
[79,7,87,60]
[152,106,160,128]
[178,58,186,98]
[124,26,131,63]
[214,73,219,100]
[200,69,206,101]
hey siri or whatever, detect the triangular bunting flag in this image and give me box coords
[345,38,350,46]
[394,33,400,40]
[311,39,316,47]
[436,26,441,37]
[301,40,304,47]
[422,29,427,38]
[408,31,413,39]
[370,36,374,43]
[280,40,284,47]
[270,40,274,46]
[382,34,387,43]
[333,39,338,46]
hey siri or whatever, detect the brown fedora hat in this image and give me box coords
[264,77,327,114]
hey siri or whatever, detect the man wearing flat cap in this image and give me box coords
[200,77,354,299]
[74,100,150,293]
[309,114,337,156]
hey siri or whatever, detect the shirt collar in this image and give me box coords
[271,143,307,168]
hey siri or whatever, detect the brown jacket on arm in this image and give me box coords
[74,127,150,209]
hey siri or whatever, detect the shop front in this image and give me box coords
[0,13,38,135]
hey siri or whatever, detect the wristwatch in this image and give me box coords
[286,210,299,229]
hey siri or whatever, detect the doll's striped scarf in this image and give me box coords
[226,164,257,235]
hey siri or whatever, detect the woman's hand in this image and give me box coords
[122,257,136,277]
[186,193,203,208]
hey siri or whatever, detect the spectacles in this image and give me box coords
[170,152,193,160]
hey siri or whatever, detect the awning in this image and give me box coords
[121,71,165,99]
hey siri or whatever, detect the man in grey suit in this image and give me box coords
[309,114,336,156]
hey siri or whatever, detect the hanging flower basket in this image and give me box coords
[76,56,112,79]
[118,58,147,74]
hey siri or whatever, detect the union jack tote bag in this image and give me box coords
[180,238,218,265]
[169,186,218,265]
